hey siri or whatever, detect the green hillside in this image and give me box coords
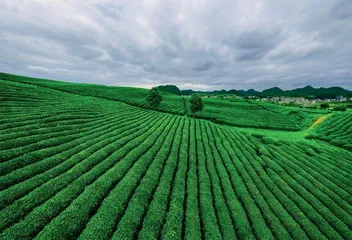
[307,112,352,150]
[0,73,186,115]
[261,87,284,96]
[193,98,323,131]
[1,73,325,131]
[260,85,352,99]
[0,75,351,240]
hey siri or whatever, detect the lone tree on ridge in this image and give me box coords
[190,93,204,115]
[146,87,162,107]
[320,103,329,109]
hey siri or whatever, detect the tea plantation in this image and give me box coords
[194,98,318,131]
[1,73,322,131]
[307,112,352,151]
[0,74,351,240]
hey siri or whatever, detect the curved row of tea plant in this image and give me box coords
[2,72,322,131]
[194,98,314,131]
[0,72,186,115]
[307,112,352,151]
[0,78,351,240]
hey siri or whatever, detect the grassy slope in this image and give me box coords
[195,98,326,131]
[0,72,186,115]
[0,77,351,239]
[307,111,352,151]
[1,72,325,131]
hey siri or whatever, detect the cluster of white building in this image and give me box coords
[259,96,349,103]
[199,95,350,104]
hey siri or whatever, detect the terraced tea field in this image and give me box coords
[308,112,352,151]
[195,98,315,131]
[0,76,351,240]
[0,73,186,115]
[1,73,321,131]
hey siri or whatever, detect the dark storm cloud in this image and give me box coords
[0,0,351,90]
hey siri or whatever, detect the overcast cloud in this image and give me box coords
[0,0,351,90]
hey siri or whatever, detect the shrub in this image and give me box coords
[146,87,162,107]
[262,137,276,145]
[190,94,204,114]
[320,103,329,109]
[333,105,347,111]
[251,133,264,139]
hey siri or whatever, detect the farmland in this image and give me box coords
[0,73,325,131]
[307,112,352,151]
[194,98,323,131]
[0,73,186,115]
[0,74,351,240]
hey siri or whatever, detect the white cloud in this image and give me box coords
[27,65,52,73]
[0,0,351,90]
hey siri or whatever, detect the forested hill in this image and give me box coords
[261,85,352,99]
[158,84,352,99]
[158,85,239,96]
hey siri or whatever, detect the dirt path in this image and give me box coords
[309,114,330,130]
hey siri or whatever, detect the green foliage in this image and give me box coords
[146,87,162,107]
[190,94,204,113]
[309,112,352,150]
[0,73,351,240]
[161,119,190,240]
[333,105,347,111]
[260,85,352,99]
[194,98,315,131]
[2,72,328,131]
[320,103,329,109]
[157,85,181,95]
[0,72,185,115]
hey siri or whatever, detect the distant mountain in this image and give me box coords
[228,89,239,95]
[237,89,260,96]
[261,87,284,96]
[158,85,181,95]
[157,84,352,99]
[179,89,196,95]
[263,86,352,99]
[158,85,240,96]
[288,85,315,97]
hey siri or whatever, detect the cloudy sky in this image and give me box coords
[0,0,351,90]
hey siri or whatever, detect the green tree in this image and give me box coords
[320,103,329,109]
[190,94,204,114]
[333,105,347,111]
[146,87,162,107]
